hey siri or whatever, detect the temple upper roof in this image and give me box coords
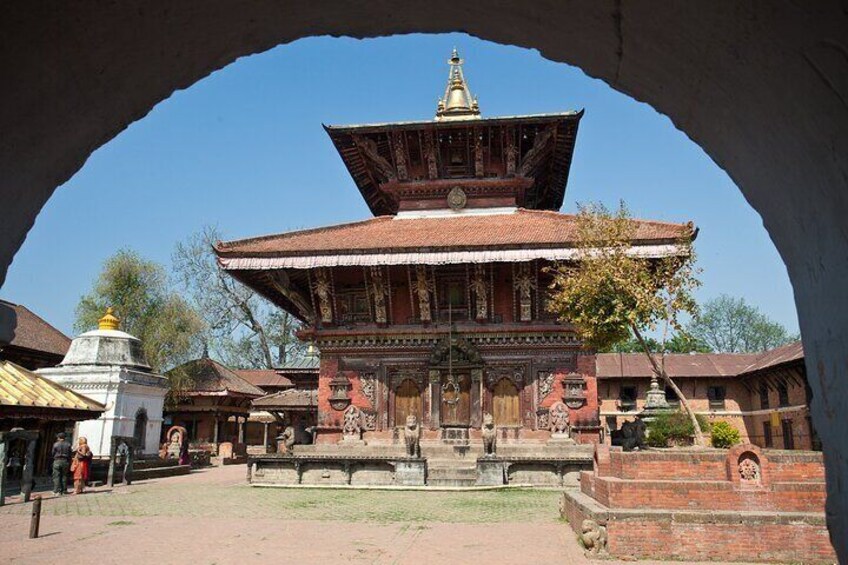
[324,51,583,216]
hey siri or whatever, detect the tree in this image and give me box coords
[172,226,304,369]
[688,294,797,353]
[604,330,710,353]
[75,249,204,372]
[546,202,706,445]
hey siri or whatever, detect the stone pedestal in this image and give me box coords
[547,433,576,446]
[393,459,426,486]
[476,458,505,486]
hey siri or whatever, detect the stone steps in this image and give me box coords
[426,464,477,487]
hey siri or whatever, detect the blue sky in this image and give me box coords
[1,33,798,336]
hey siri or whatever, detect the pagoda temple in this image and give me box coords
[215,50,694,447]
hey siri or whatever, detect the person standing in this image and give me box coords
[71,437,93,494]
[51,432,71,495]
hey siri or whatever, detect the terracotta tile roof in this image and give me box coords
[215,209,693,257]
[596,352,761,379]
[252,388,317,409]
[0,300,71,358]
[234,369,294,388]
[740,341,804,375]
[165,358,265,397]
[0,359,104,412]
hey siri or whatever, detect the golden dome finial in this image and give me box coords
[436,48,481,121]
[98,307,120,331]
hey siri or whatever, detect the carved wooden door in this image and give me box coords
[441,374,471,426]
[394,379,421,426]
[492,378,520,426]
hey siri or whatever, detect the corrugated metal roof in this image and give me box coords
[278,355,320,371]
[740,341,804,375]
[234,369,294,388]
[0,359,103,412]
[596,352,760,379]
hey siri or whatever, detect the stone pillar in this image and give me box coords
[212,416,219,446]
[238,417,245,444]
[470,369,483,428]
[429,370,440,430]
[263,423,270,450]
[21,439,36,502]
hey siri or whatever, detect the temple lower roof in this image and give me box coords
[216,208,694,269]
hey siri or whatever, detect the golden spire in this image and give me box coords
[98,307,120,331]
[435,48,481,121]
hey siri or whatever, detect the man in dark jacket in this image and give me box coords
[51,432,71,495]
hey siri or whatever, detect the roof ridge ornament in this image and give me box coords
[435,48,481,121]
[98,307,120,331]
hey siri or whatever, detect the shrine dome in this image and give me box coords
[58,308,151,370]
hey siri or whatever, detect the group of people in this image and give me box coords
[50,432,92,495]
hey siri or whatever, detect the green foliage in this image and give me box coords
[710,420,742,448]
[546,201,701,350]
[688,294,798,353]
[75,249,203,372]
[646,411,710,447]
[172,226,304,369]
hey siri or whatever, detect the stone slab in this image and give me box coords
[476,458,505,486]
[392,459,426,486]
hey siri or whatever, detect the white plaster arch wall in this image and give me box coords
[1,2,847,555]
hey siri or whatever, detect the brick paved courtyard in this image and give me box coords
[0,466,758,564]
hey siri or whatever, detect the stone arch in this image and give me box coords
[2,5,847,555]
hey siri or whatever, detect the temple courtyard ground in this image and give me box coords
[0,465,759,564]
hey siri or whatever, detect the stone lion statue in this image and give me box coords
[481,412,497,457]
[277,426,296,453]
[403,414,420,458]
[580,519,608,555]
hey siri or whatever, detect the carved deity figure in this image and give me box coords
[414,266,433,323]
[472,265,488,320]
[370,267,388,324]
[424,131,438,179]
[519,125,555,176]
[393,131,409,180]
[738,454,761,482]
[580,519,608,556]
[481,412,497,457]
[474,130,484,177]
[505,128,517,176]
[342,405,362,438]
[278,426,296,453]
[312,268,333,324]
[514,264,536,322]
[353,135,396,181]
[403,415,421,458]
[550,402,570,435]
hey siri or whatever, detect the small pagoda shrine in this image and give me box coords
[39,308,168,456]
[215,50,694,448]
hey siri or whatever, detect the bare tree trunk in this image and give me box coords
[631,325,705,446]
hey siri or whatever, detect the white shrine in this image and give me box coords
[39,308,168,456]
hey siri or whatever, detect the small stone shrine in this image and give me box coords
[39,308,168,456]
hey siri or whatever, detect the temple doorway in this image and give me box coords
[394,379,421,425]
[492,378,520,427]
[441,374,471,427]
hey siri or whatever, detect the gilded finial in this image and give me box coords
[436,48,481,121]
[98,307,120,331]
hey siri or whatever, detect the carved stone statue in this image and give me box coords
[505,127,517,176]
[472,265,488,320]
[550,402,570,436]
[342,405,362,439]
[414,266,433,323]
[278,426,296,453]
[580,519,608,556]
[481,413,497,457]
[474,130,484,177]
[403,415,420,458]
[610,419,647,451]
[312,268,333,324]
[514,264,536,322]
[370,266,388,324]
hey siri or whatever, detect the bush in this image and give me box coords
[710,420,741,448]
[646,411,710,447]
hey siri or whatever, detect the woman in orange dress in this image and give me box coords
[72,437,93,494]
